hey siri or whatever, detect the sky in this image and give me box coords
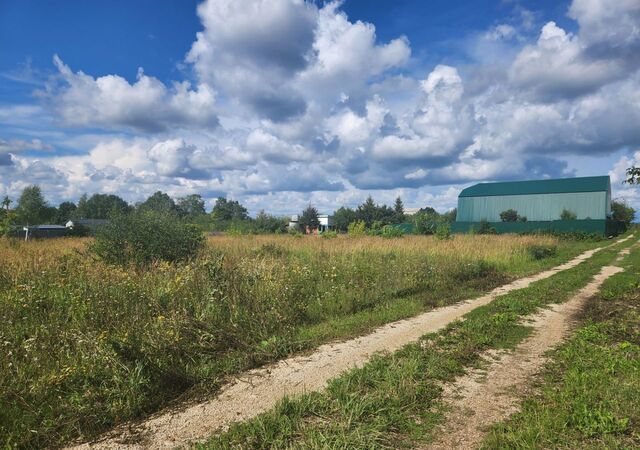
[1,0,639,216]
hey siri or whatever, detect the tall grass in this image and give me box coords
[0,234,589,448]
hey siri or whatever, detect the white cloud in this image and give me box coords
[45,56,218,132]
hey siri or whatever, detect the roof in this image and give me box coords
[459,176,610,198]
[30,225,67,230]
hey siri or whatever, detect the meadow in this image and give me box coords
[0,233,596,448]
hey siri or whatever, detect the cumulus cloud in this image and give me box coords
[4,0,640,214]
[44,56,218,132]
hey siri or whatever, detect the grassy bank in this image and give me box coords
[482,244,640,449]
[0,234,597,447]
[202,236,635,449]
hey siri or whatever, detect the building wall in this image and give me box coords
[457,191,608,222]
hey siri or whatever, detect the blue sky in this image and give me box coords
[1,0,639,214]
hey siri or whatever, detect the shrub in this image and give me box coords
[527,244,557,260]
[435,222,452,240]
[381,225,404,238]
[347,220,366,237]
[91,211,204,267]
[321,230,338,239]
[499,209,519,222]
[477,219,497,234]
[560,209,577,220]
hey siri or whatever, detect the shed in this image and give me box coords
[452,176,624,235]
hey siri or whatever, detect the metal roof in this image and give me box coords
[459,176,610,198]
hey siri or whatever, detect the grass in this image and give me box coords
[481,244,640,449]
[0,234,600,448]
[201,235,636,449]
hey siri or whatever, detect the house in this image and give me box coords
[288,214,334,234]
[65,218,109,235]
[451,176,625,235]
[22,225,68,241]
[404,207,422,216]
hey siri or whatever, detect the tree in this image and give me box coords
[75,193,131,219]
[393,196,405,223]
[332,206,356,232]
[355,196,395,228]
[560,209,577,220]
[299,205,320,232]
[611,200,635,226]
[625,166,640,185]
[211,197,249,222]
[16,185,49,225]
[500,209,519,222]
[254,210,288,233]
[0,196,15,236]
[138,191,177,215]
[1,196,10,211]
[441,208,457,223]
[55,201,77,224]
[176,194,206,218]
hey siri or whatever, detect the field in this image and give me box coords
[0,234,598,448]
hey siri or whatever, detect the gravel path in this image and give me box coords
[424,260,628,449]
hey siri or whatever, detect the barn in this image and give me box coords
[451,176,624,235]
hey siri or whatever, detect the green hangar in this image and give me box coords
[451,176,624,235]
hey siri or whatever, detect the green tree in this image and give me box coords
[499,209,519,222]
[75,193,131,219]
[138,191,177,215]
[299,205,320,232]
[211,197,249,222]
[355,196,394,227]
[441,208,457,223]
[55,201,77,224]
[625,166,639,184]
[414,208,440,234]
[393,196,405,223]
[332,206,356,232]
[560,209,577,220]
[0,196,15,236]
[16,185,48,225]
[611,200,635,226]
[254,210,288,233]
[176,194,206,218]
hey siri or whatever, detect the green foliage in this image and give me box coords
[355,196,395,227]
[91,211,204,267]
[527,244,558,260]
[321,230,338,239]
[137,191,177,215]
[299,205,320,232]
[441,208,457,223]
[477,219,497,234]
[561,209,578,220]
[499,209,519,222]
[347,220,366,236]
[55,201,77,224]
[332,207,356,232]
[380,225,404,238]
[176,194,206,219]
[611,200,635,226]
[393,196,405,223]
[435,222,452,240]
[16,185,51,225]
[211,197,249,222]
[254,210,289,234]
[624,166,640,184]
[75,193,131,219]
[414,210,440,235]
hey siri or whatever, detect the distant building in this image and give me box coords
[288,214,334,234]
[22,225,68,241]
[65,219,110,235]
[452,176,625,235]
[404,207,422,216]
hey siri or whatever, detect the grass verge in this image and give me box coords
[201,237,636,449]
[0,234,599,448]
[481,244,640,449]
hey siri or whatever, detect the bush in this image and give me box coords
[560,209,577,220]
[321,230,338,239]
[477,219,497,234]
[91,211,204,267]
[381,225,404,238]
[500,209,519,222]
[435,222,452,240]
[527,244,557,260]
[347,220,366,237]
